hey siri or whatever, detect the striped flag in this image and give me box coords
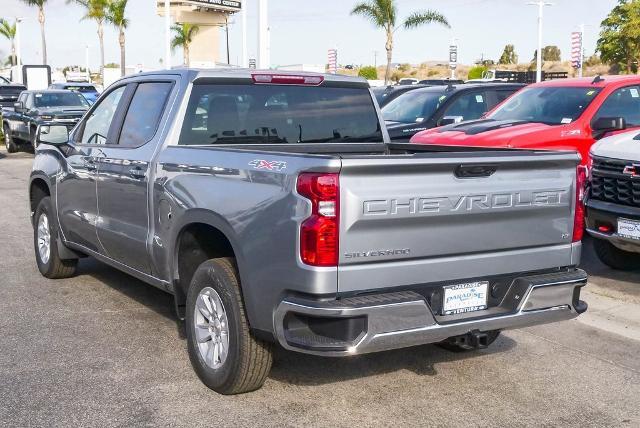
[328,49,338,74]
[571,32,583,69]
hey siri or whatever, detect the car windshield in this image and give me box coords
[382,90,447,123]
[64,85,97,93]
[489,86,601,125]
[34,92,89,108]
[179,84,383,145]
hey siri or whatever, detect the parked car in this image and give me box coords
[398,78,419,85]
[2,89,89,152]
[586,129,640,270]
[49,82,100,104]
[418,79,464,86]
[0,83,27,109]
[411,75,640,165]
[372,84,427,107]
[382,83,524,141]
[30,69,587,394]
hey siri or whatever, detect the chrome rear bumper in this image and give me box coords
[274,270,587,356]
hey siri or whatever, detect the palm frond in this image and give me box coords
[351,2,385,27]
[403,10,450,30]
[106,0,129,28]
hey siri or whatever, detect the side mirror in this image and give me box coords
[13,101,25,113]
[36,125,69,146]
[438,116,464,127]
[592,117,626,133]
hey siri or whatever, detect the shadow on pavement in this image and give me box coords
[580,236,640,297]
[74,256,518,387]
[269,335,516,386]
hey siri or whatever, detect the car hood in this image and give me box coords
[410,119,555,147]
[591,130,640,162]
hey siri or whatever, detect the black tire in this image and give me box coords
[185,258,273,394]
[438,330,501,353]
[3,123,18,153]
[33,196,78,279]
[593,238,640,271]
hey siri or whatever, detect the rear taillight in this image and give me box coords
[297,172,339,266]
[573,165,588,242]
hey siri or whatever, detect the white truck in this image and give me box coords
[587,130,640,270]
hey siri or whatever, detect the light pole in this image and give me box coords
[258,0,269,69]
[528,1,553,83]
[241,1,248,67]
[164,0,171,69]
[15,17,23,67]
[85,45,90,82]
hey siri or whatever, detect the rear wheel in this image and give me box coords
[185,258,273,394]
[33,196,77,278]
[593,238,640,271]
[3,123,18,153]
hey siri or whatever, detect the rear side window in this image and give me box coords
[178,84,382,145]
[118,82,173,147]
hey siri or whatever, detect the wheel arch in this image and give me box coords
[29,176,52,224]
[170,209,251,323]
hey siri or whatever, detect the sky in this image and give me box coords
[0,0,621,70]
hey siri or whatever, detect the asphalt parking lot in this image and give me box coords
[1,148,639,428]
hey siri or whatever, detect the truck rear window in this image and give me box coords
[178,84,383,145]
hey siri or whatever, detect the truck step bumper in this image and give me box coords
[273,269,587,356]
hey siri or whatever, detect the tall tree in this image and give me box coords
[106,0,129,77]
[0,19,17,66]
[597,0,640,74]
[498,44,518,65]
[20,0,48,64]
[351,0,449,84]
[531,45,562,63]
[69,0,109,82]
[171,23,200,67]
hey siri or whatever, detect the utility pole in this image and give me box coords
[164,0,171,69]
[578,23,585,78]
[224,15,231,65]
[528,1,553,83]
[374,50,378,68]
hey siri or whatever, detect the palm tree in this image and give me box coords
[0,19,17,66]
[106,0,129,77]
[20,0,49,64]
[69,0,108,82]
[171,23,200,67]
[351,0,450,84]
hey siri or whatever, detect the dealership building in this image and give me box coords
[158,0,269,69]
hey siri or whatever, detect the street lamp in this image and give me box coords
[527,1,553,83]
[164,0,171,69]
[15,17,24,67]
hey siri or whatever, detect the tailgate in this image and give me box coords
[338,152,580,293]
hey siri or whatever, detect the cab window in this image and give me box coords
[442,91,488,121]
[594,86,640,127]
[78,86,126,145]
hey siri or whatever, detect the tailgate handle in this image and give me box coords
[455,164,497,179]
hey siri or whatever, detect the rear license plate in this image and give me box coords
[618,218,640,240]
[442,281,489,315]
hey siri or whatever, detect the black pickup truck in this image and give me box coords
[2,89,89,152]
[0,83,27,109]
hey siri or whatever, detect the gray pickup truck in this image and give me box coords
[30,69,588,394]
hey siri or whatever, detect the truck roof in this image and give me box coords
[530,74,640,89]
[121,68,370,87]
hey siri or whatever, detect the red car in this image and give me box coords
[410,75,640,164]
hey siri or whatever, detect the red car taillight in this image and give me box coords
[297,172,339,266]
[573,165,588,242]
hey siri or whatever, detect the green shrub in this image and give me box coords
[358,66,378,80]
[467,65,488,80]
